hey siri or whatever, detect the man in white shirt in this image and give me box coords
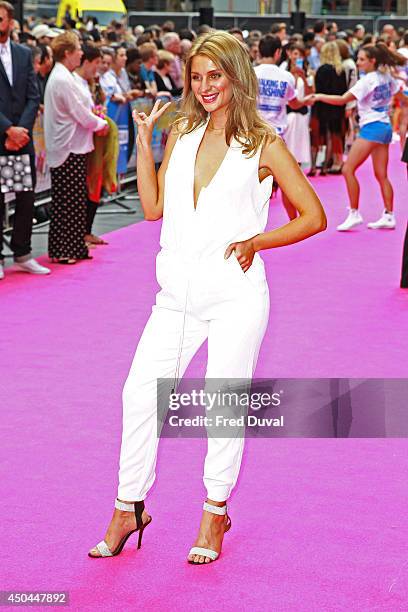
[73,47,103,154]
[74,45,111,246]
[0,0,50,279]
[254,34,312,219]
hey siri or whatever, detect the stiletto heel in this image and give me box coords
[137,526,144,550]
[88,498,152,558]
[188,501,231,565]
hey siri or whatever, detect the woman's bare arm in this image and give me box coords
[133,100,175,221]
[252,137,327,252]
[309,91,356,105]
[136,128,178,220]
[225,136,327,270]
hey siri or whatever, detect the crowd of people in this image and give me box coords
[0,0,407,283]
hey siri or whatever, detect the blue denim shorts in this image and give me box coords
[359,121,393,145]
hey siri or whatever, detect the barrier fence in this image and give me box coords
[2,96,179,243]
[27,96,177,200]
[128,11,408,36]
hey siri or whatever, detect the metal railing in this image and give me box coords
[127,11,408,33]
[22,5,408,31]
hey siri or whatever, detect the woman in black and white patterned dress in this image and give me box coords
[44,33,108,264]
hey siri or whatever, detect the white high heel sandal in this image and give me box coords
[88,499,152,558]
[188,501,232,564]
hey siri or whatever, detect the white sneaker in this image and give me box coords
[0,263,4,280]
[15,258,51,275]
[367,210,396,230]
[337,209,363,231]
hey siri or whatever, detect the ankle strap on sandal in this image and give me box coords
[203,501,227,515]
[115,499,137,512]
[115,499,145,530]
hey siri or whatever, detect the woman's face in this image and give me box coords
[357,50,376,73]
[288,48,302,62]
[161,60,171,74]
[150,51,159,68]
[66,41,83,71]
[115,48,127,69]
[101,53,112,74]
[190,54,233,113]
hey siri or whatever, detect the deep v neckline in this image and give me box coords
[193,119,231,211]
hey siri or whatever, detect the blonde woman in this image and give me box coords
[153,50,183,97]
[309,41,347,176]
[88,31,326,565]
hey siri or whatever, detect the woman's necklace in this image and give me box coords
[208,124,226,133]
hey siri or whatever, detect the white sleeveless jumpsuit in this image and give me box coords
[118,117,273,502]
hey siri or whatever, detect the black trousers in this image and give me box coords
[127,104,135,163]
[48,153,88,260]
[401,145,408,288]
[402,223,408,288]
[85,199,98,235]
[0,154,36,262]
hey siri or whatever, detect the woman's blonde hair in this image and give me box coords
[173,30,276,156]
[157,49,174,69]
[51,31,79,63]
[320,41,344,75]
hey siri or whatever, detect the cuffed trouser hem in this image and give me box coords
[14,253,32,263]
[117,477,155,504]
[205,487,233,503]
[116,494,146,503]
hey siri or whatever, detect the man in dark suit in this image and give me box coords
[0,0,50,279]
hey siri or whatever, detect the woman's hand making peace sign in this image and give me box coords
[133,99,172,147]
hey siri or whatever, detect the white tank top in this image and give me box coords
[160,116,273,262]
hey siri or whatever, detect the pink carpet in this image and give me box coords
[1,144,408,610]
